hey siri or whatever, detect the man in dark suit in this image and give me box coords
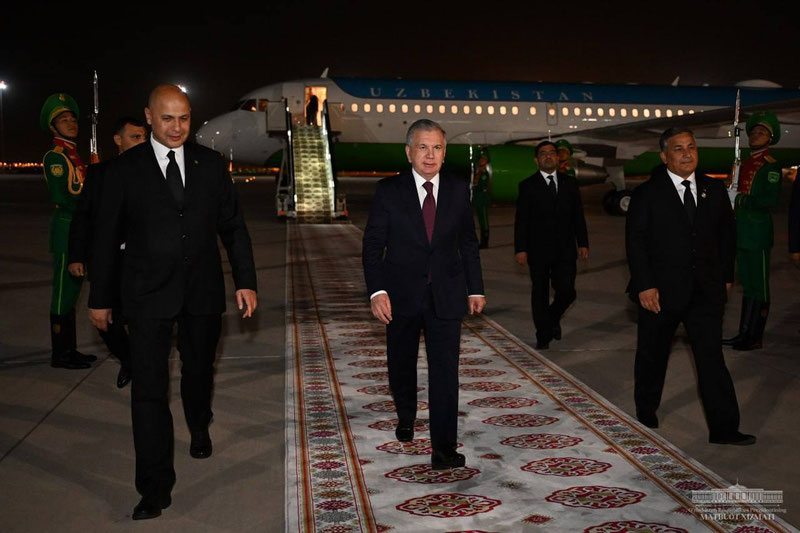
[68,116,147,388]
[789,167,800,269]
[363,119,485,470]
[626,127,754,446]
[514,141,589,349]
[88,85,258,519]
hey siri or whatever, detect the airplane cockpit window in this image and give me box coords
[241,99,257,112]
[230,100,245,111]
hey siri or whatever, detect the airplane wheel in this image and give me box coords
[603,190,633,216]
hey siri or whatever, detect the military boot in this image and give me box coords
[723,297,753,346]
[66,308,97,363]
[732,300,766,351]
[50,314,90,369]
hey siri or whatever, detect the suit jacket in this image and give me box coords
[626,165,735,311]
[362,171,484,319]
[514,171,589,262]
[88,141,257,318]
[68,159,109,265]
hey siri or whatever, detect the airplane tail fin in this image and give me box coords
[320,67,329,78]
[671,76,680,87]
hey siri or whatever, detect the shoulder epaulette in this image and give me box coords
[765,155,777,163]
[53,146,64,154]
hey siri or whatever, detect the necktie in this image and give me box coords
[166,150,184,205]
[682,179,696,224]
[547,175,557,199]
[422,181,436,243]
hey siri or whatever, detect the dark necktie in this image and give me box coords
[682,179,696,224]
[422,181,436,243]
[166,150,184,205]
[547,174,557,199]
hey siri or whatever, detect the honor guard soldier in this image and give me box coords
[41,93,96,369]
[555,139,577,178]
[472,152,491,248]
[723,111,782,351]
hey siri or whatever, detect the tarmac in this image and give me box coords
[0,174,798,531]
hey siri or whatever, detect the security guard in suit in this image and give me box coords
[41,93,96,369]
[472,152,491,248]
[723,111,782,351]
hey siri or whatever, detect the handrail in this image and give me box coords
[284,98,296,204]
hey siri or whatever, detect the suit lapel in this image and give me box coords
[401,172,429,247]
[183,143,197,208]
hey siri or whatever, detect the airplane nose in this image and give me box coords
[196,114,233,152]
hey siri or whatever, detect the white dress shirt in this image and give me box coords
[540,171,558,193]
[150,134,186,185]
[666,169,696,204]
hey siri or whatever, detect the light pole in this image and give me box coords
[0,80,6,165]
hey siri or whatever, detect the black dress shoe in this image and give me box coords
[536,340,550,350]
[553,323,562,341]
[636,411,659,429]
[73,350,97,363]
[132,494,171,520]
[395,421,414,443]
[117,366,132,388]
[431,448,466,470]
[709,431,756,446]
[190,428,213,458]
[51,351,91,370]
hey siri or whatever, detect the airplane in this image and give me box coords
[196,76,800,215]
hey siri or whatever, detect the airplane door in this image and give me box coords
[283,82,305,124]
[547,103,558,126]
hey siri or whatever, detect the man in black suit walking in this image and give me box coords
[68,116,147,388]
[514,141,589,349]
[626,127,754,446]
[363,119,485,470]
[88,85,258,519]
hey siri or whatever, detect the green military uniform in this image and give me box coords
[472,153,491,248]
[724,111,782,351]
[40,93,94,368]
[556,139,577,178]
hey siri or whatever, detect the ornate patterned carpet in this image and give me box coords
[285,224,792,533]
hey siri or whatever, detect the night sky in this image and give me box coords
[2,1,799,162]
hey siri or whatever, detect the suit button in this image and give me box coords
[182,234,188,240]
[178,210,184,217]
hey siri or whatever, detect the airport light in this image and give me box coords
[0,80,7,163]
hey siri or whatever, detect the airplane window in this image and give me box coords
[677,109,684,116]
[597,107,604,117]
[608,108,616,117]
[401,104,408,113]
[529,106,536,116]
[585,107,593,116]
[632,109,639,117]
[389,104,396,113]
[688,109,695,114]
[241,99,257,112]
[475,105,483,115]
[230,100,245,111]
[462,105,470,115]
[451,105,459,114]
[654,109,661,118]
[620,108,627,117]
[376,104,384,113]
[499,106,507,115]
[487,106,495,115]
[438,104,446,114]
[511,106,519,115]
[561,106,569,117]
[363,103,371,113]
[351,103,358,113]
[425,104,432,114]
[643,109,651,118]
[573,107,581,116]
[666,109,673,117]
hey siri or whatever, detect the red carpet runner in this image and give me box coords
[286,223,792,533]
